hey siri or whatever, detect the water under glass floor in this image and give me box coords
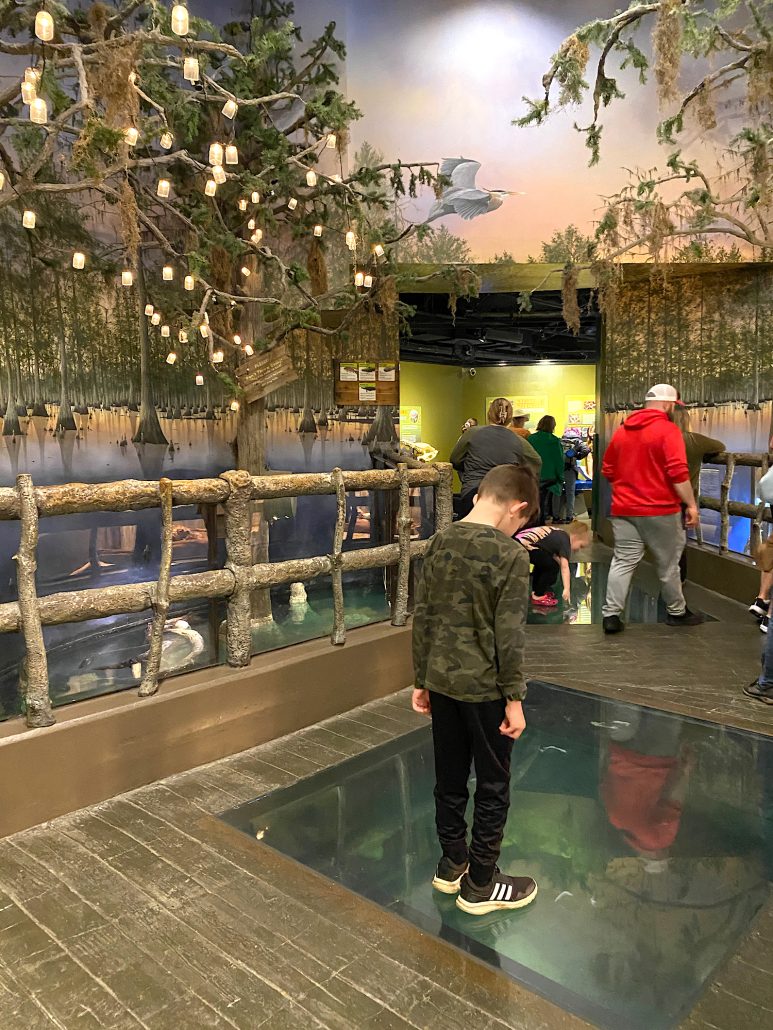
[526,560,716,626]
[223,684,771,1030]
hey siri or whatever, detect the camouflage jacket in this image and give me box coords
[412,522,529,703]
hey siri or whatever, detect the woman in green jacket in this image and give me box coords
[530,415,565,524]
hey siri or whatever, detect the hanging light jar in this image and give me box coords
[162,265,174,281]
[195,373,204,386]
[225,144,238,166]
[157,178,171,198]
[72,252,85,270]
[144,303,154,317]
[22,210,36,229]
[170,3,189,36]
[178,329,188,343]
[345,230,356,251]
[0,172,5,191]
[212,349,224,364]
[238,198,248,212]
[208,142,224,167]
[21,80,36,105]
[161,325,170,338]
[313,224,323,237]
[160,131,173,150]
[251,190,260,204]
[243,344,254,356]
[34,10,54,42]
[29,97,47,125]
[306,169,318,187]
[183,275,195,291]
[151,312,161,326]
[183,56,200,82]
[204,179,217,197]
[222,98,238,119]
[251,229,263,245]
[166,351,177,365]
[212,164,227,185]
[240,266,251,277]
[122,270,134,287]
[124,126,139,146]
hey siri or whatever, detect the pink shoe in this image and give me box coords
[531,592,558,607]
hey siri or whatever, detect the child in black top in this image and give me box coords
[517,521,590,606]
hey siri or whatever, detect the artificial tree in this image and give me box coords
[0,0,448,450]
[515,0,772,326]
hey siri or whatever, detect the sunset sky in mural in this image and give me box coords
[289,0,744,261]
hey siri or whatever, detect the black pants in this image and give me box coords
[430,691,514,887]
[530,549,559,596]
[458,489,476,520]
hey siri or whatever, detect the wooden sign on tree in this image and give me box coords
[235,343,298,403]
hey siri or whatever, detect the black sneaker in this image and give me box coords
[750,597,770,619]
[603,615,624,635]
[744,681,773,705]
[456,869,538,916]
[665,609,704,627]
[432,856,468,895]
[762,617,769,634]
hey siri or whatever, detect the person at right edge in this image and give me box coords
[412,464,539,915]
[601,383,703,634]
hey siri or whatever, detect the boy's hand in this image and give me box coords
[684,505,699,528]
[562,587,571,603]
[412,688,431,716]
[500,700,526,739]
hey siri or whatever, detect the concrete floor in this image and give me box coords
[0,559,772,1029]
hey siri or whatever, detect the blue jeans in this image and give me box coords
[760,624,773,688]
[563,468,578,520]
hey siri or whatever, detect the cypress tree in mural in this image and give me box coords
[0,0,461,476]
[515,0,772,327]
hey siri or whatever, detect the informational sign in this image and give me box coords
[486,395,547,426]
[567,397,597,428]
[235,342,298,403]
[334,360,399,405]
[399,405,422,444]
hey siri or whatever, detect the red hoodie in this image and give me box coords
[602,409,690,517]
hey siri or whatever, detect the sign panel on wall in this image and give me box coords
[566,397,597,428]
[334,361,399,405]
[399,406,422,444]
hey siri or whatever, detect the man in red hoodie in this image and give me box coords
[602,383,702,634]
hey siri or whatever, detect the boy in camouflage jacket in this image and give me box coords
[412,464,540,916]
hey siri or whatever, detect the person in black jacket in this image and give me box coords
[450,398,541,519]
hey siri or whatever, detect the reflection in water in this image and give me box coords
[224,684,770,1030]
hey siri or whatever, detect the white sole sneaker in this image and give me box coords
[456,883,538,916]
[750,601,769,618]
[432,870,467,894]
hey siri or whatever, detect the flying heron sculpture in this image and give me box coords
[425,158,522,222]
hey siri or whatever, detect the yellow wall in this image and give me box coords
[399,362,465,468]
[461,364,597,434]
[400,361,597,463]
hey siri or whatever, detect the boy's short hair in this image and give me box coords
[567,520,591,540]
[477,465,539,520]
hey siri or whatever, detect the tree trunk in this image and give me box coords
[132,262,168,445]
[53,273,77,432]
[0,282,22,436]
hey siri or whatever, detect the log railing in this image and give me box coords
[698,452,771,555]
[4,464,454,729]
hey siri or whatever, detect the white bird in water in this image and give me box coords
[426,157,523,222]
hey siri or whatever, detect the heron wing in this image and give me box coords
[440,158,481,190]
[451,191,491,220]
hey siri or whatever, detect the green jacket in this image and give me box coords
[412,522,529,702]
[529,431,565,495]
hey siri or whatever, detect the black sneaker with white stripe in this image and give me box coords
[762,616,769,634]
[456,868,538,916]
[750,597,770,619]
[432,856,468,894]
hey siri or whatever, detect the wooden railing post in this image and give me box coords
[719,453,736,554]
[392,464,412,627]
[138,478,173,697]
[330,468,346,646]
[14,474,54,728]
[221,470,253,667]
[751,454,770,556]
[434,461,454,533]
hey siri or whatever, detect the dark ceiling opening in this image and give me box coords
[400,289,599,367]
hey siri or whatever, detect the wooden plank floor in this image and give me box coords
[0,563,772,1028]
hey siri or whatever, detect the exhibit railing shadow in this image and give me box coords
[0,462,453,729]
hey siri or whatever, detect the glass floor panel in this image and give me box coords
[222,684,770,1030]
[526,561,716,626]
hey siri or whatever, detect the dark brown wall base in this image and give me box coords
[0,623,413,839]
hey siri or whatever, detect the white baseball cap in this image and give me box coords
[645,383,681,404]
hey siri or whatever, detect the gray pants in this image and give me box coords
[603,514,687,618]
